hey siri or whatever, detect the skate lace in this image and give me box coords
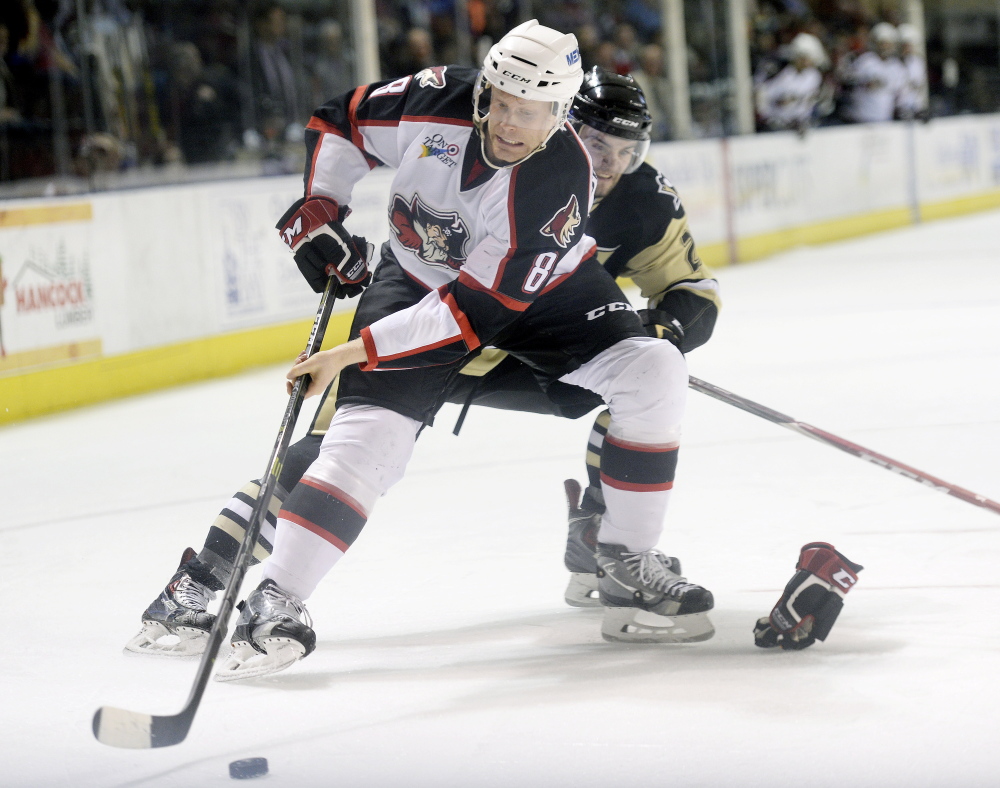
[174,575,213,612]
[624,550,699,597]
[262,582,313,628]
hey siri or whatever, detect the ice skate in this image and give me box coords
[125,548,219,657]
[215,579,316,681]
[563,480,681,608]
[563,479,603,607]
[596,543,714,643]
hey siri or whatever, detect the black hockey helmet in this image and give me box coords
[570,67,653,142]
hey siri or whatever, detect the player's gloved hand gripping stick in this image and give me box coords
[93,275,341,749]
[278,196,374,297]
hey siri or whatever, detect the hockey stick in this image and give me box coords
[93,279,341,749]
[688,376,1000,517]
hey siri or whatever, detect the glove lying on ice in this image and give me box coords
[754,542,863,650]
[277,196,374,296]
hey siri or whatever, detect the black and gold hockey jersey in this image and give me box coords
[588,162,720,352]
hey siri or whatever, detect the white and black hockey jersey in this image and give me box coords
[303,65,596,370]
[756,64,822,129]
[841,52,905,123]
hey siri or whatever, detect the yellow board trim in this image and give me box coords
[3,187,1000,426]
[0,310,354,425]
[919,190,1000,222]
[0,339,103,374]
[0,203,93,227]
[736,207,914,264]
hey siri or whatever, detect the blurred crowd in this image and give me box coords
[0,0,996,189]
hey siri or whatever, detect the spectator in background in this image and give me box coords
[631,44,671,140]
[610,23,639,74]
[623,0,660,44]
[895,23,927,120]
[250,1,299,140]
[838,22,905,124]
[386,27,434,79]
[170,42,236,164]
[756,32,825,133]
[0,21,21,125]
[309,19,353,106]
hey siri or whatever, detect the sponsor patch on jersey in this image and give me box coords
[390,193,470,271]
[415,66,447,89]
[419,133,461,167]
[540,193,581,249]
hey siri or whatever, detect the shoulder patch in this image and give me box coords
[540,193,582,248]
[415,66,448,89]
[655,171,682,212]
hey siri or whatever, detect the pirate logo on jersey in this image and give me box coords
[390,194,470,271]
[540,193,582,248]
[415,66,447,89]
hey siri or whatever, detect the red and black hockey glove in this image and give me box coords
[637,308,685,348]
[754,542,863,650]
[277,196,374,297]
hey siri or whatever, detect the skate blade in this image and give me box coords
[214,638,306,682]
[564,573,602,608]
[600,606,715,644]
[123,621,208,657]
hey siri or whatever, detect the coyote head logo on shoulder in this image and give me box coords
[415,66,448,89]
[541,194,581,248]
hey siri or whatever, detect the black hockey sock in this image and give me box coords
[585,409,611,492]
[196,479,285,587]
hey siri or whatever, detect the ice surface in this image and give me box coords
[2,210,999,787]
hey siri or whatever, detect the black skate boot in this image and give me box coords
[125,548,223,656]
[215,579,316,681]
[563,480,681,608]
[596,542,714,643]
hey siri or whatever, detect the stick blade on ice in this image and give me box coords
[92,704,193,749]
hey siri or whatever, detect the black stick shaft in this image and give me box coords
[688,376,1000,517]
[93,279,340,748]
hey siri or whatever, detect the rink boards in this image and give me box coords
[2,113,999,423]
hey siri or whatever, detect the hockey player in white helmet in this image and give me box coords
[756,32,826,132]
[895,23,928,119]
[126,21,714,680]
[839,21,906,123]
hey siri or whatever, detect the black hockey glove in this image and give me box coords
[754,542,863,650]
[277,196,374,297]
[637,308,685,348]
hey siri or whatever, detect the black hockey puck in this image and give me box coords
[229,758,268,779]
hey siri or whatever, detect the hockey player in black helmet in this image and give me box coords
[561,67,722,607]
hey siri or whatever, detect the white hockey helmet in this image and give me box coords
[473,20,584,147]
[897,23,920,46]
[789,33,827,68]
[871,22,900,44]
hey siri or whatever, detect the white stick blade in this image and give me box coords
[93,706,154,749]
